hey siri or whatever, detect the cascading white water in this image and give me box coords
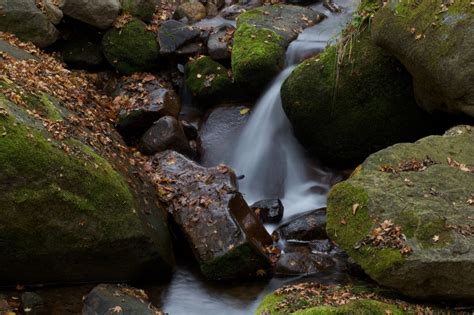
[229,0,357,219]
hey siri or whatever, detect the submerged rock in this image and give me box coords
[251,199,284,224]
[148,151,274,279]
[326,125,474,301]
[0,0,59,48]
[372,0,474,118]
[273,208,326,242]
[102,19,160,74]
[62,0,120,29]
[115,75,181,143]
[232,5,323,90]
[281,25,443,166]
[82,284,161,315]
[138,116,195,157]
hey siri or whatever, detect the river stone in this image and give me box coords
[148,151,273,279]
[326,125,474,301]
[157,20,200,54]
[219,0,262,20]
[82,284,161,315]
[0,71,173,284]
[281,25,443,166]
[232,5,324,90]
[138,116,195,157]
[251,199,284,224]
[121,0,159,21]
[181,120,198,140]
[102,19,160,74]
[207,24,233,60]
[61,0,120,29]
[43,0,63,25]
[0,0,59,48]
[273,208,326,242]
[372,0,474,118]
[174,1,207,22]
[115,76,181,143]
[275,244,335,276]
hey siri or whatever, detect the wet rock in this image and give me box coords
[116,76,181,143]
[121,0,160,22]
[251,199,284,224]
[174,1,207,22]
[207,24,234,60]
[185,56,234,103]
[82,284,161,315]
[175,42,207,56]
[157,20,200,54]
[281,25,443,166]
[21,292,44,314]
[219,0,262,20]
[148,151,273,279]
[275,244,335,276]
[138,116,195,157]
[372,1,474,118]
[327,125,474,301]
[273,208,327,242]
[102,19,160,74]
[62,0,120,29]
[232,5,324,90]
[181,120,198,140]
[0,0,59,48]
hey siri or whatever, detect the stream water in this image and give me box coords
[159,1,359,314]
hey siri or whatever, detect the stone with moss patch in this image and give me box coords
[326,126,474,301]
[185,56,235,104]
[281,24,443,166]
[0,86,174,284]
[102,19,160,74]
[372,0,474,117]
[120,0,159,21]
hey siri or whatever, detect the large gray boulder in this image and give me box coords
[147,151,274,280]
[62,0,120,29]
[0,0,59,47]
[326,125,474,301]
[372,0,474,117]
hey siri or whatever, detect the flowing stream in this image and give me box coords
[156,2,359,314]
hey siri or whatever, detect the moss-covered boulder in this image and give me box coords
[185,56,234,103]
[372,0,474,117]
[102,19,160,74]
[281,26,442,166]
[254,282,437,315]
[326,125,474,301]
[121,0,159,21]
[0,48,174,284]
[231,5,323,90]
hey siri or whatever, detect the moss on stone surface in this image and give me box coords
[326,128,474,300]
[185,56,234,103]
[281,27,442,166]
[293,299,404,315]
[102,19,159,74]
[231,23,285,90]
[121,0,157,21]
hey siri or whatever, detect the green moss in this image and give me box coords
[293,299,405,315]
[122,0,157,21]
[231,23,285,90]
[200,243,270,280]
[185,56,234,103]
[281,27,441,166]
[254,293,286,315]
[0,97,144,257]
[102,19,159,74]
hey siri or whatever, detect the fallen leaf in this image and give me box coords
[352,203,359,215]
[432,235,439,243]
[240,108,250,115]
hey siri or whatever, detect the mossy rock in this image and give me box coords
[231,23,285,91]
[121,0,159,21]
[185,56,235,104]
[372,0,474,117]
[59,38,105,69]
[0,87,174,284]
[102,19,160,74]
[281,26,443,166]
[326,126,474,301]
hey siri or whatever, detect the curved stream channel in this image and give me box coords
[156,1,358,314]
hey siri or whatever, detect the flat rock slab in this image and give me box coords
[157,20,200,54]
[327,125,474,301]
[273,208,327,242]
[0,39,39,61]
[148,151,273,279]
